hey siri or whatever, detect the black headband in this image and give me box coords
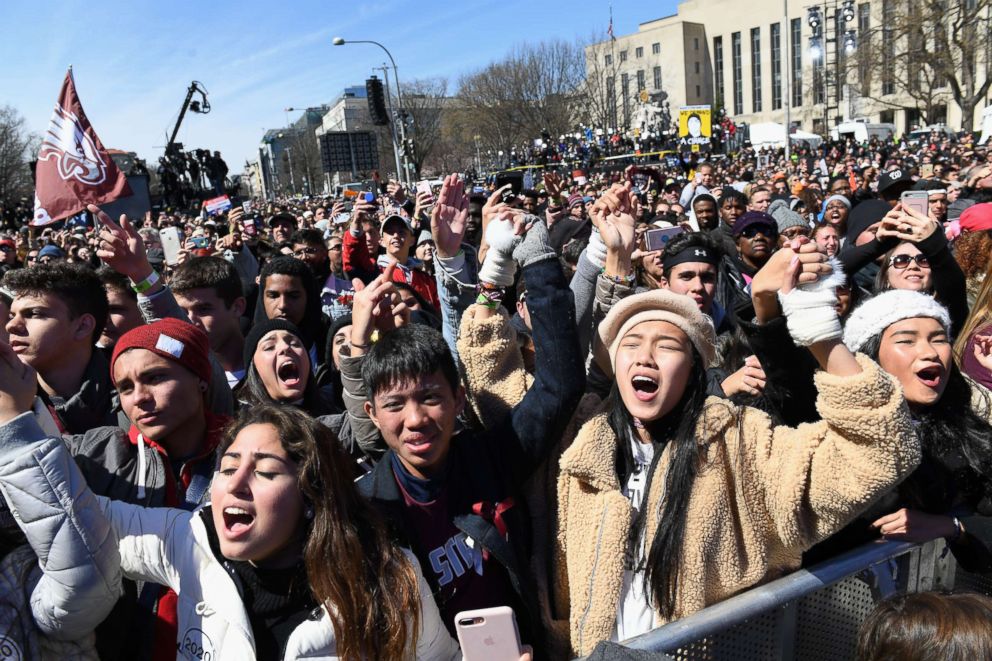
[662,245,720,271]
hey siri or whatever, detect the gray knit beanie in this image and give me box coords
[768,198,808,233]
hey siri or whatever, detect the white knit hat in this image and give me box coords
[842,290,951,352]
[595,289,717,373]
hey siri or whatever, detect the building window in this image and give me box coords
[636,46,644,58]
[637,69,645,91]
[771,22,782,110]
[696,84,701,97]
[732,31,743,115]
[790,18,803,106]
[879,109,895,124]
[694,37,700,50]
[605,53,613,66]
[621,73,630,126]
[882,0,895,94]
[606,76,617,127]
[750,27,762,112]
[714,36,725,111]
[620,50,628,63]
[652,42,660,54]
[695,61,700,74]
[653,66,662,89]
[858,3,871,88]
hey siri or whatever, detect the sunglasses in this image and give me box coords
[889,254,930,269]
[293,247,320,257]
[741,225,776,239]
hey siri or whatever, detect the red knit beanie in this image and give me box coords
[111,318,212,386]
[959,203,992,233]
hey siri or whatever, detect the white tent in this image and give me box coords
[979,105,992,145]
[748,122,823,150]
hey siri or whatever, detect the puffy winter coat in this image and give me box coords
[459,307,920,658]
[0,413,460,661]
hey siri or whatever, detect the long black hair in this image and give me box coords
[605,347,712,619]
[863,332,992,513]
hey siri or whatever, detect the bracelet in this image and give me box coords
[475,294,500,310]
[475,284,505,307]
[600,269,636,286]
[130,270,160,294]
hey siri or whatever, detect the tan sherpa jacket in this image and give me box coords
[458,308,919,659]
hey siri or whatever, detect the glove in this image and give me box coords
[478,218,522,287]
[512,214,556,267]
[778,257,845,346]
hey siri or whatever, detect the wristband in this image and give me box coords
[130,270,160,294]
[476,284,505,308]
[600,269,636,287]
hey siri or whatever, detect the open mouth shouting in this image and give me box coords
[222,505,255,539]
[631,374,660,402]
[277,359,302,389]
[915,365,943,390]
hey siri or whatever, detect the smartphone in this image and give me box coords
[362,191,376,203]
[494,172,524,202]
[920,163,934,178]
[416,180,435,205]
[242,218,258,237]
[160,227,182,266]
[645,226,685,252]
[455,607,522,661]
[900,190,929,217]
[191,236,210,249]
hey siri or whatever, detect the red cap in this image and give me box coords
[0,239,15,249]
[959,203,992,233]
[111,318,212,386]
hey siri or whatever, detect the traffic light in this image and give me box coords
[366,76,389,126]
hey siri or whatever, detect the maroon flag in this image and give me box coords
[33,69,131,226]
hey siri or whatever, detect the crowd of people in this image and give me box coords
[0,127,990,660]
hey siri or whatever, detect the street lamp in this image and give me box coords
[333,36,412,186]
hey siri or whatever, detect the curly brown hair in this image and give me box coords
[953,230,992,280]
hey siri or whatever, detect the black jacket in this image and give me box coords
[357,257,585,653]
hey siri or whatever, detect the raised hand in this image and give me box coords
[879,203,939,243]
[350,262,400,354]
[430,174,469,258]
[972,335,992,372]
[88,204,151,281]
[542,171,564,203]
[592,183,638,255]
[386,181,407,205]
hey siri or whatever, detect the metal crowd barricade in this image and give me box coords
[599,538,992,660]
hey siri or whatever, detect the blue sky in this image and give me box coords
[1,0,679,172]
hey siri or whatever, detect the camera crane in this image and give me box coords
[166,81,211,151]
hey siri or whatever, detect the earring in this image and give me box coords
[305,506,314,520]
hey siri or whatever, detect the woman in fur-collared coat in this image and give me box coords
[458,235,920,659]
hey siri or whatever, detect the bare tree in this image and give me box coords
[845,0,991,131]
[0,106,36,207]
[579,31,625,130]
[456,39,586,156]
[399,77,452,177]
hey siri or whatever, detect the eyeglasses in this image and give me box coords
[26,254,38,262]
[292,247,320,257]
[327,244,342,251]
[889,254,930,269]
